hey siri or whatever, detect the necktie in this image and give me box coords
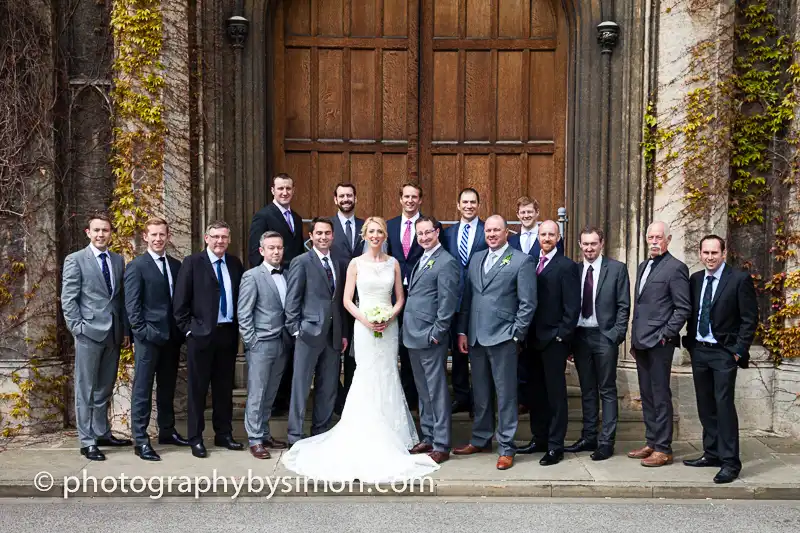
[99,253,113,295]
[159,256,171,297]
[523,232,532,254]
[345,219,353,251]
[698,275,714,337]
[322,256,335,293]
[283,209,294,234]
[459,223,470,266]
[216,259,227,319]
[582,265,594,319]
[484,252,496,274]
[638,259,654,295]
[416,254,429,282]
[537,255,548,275]
[402,220,412,258]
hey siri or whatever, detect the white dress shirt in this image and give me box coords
[518,223,540,254]
[537,246,558,271]
[148,248,174,297]
[577,255,602,328]
[456,218,478,257]
[400,212,421,246]
[207,248,233,323]
[417,243,442,278]
[696,262,725,343]
[274,199,294,232]
[484,243,510,273]
[263,262,287,308]
[89,243,114,292]
[338,211,357,250]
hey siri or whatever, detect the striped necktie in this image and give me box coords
[459,223,470,266]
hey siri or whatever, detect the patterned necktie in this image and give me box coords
[459,223,470,266]
[99,253,113,295]
[322,257,335,293]
[402,220,412,258]
[537,255,548,275]
[698,275,714,336]
[582,265,594,318]
[216,259,227,319]
[345,219,353,251]
[159,256,171,298]
[283,209,294,234]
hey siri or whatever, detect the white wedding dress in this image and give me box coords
[280,255,440,482]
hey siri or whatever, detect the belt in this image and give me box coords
[216,322,234,328]
[696,340,721,349]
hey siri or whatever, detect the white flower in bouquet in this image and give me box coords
[364,305,393,338]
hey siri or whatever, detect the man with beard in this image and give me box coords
[328,183,364,413]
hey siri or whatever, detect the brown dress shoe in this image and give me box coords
[496,455,514,470]
[250,444,271,459]
[263,437,288,450]
[641,451,673,467]
[453,443,491,455]
[410,442,433,454]
[627,445,654,459]
[428,451,450,464]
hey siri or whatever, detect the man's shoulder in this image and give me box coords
[65,246,89,263]
[603,256,627,271]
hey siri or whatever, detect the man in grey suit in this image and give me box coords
[565,226,630,461]
[238,231,291,459]
[628,221,691,467]
[453,215,537,470]
[403,216,460,464]
[61,212,131,461]
[285,217,348,445]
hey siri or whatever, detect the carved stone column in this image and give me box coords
[597,21,620,241]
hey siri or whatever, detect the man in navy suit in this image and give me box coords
[386,182,425,408]
[442,187,487,414]
[329,183,364,412]
[508,196,563,412]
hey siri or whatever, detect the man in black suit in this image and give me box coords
[124,218,189,461]
[441,187,487,415]
[386,182,425,408]
[247,172,305,413]
[628,221,691,467]
[518,220,580,465]
[682,235,758,484]
[564,226,630,461]
[329,182,364,412]
[173,220,245,458]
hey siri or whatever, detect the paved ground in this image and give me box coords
[1,498,799,533]
[1,433,798,500]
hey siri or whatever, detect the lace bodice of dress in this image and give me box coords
[355,255,395,309]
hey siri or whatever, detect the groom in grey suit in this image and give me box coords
[238,231,292,459]
[454,215,537,470]
[403,216,460,464]
[61,213,131,460]
[285,217,348,445]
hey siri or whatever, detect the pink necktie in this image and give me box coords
[402,220,412,258]
[537,255,548,274]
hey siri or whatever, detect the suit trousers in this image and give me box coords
[469,340,518,456]
[634,343,675,454]
[131,338,181,446]
[409,341,452,452]
[336,314,357,411]
[186,324,238,444]
[244,337,289,446]
[449,321,472,407]
[73,330,120,447]
[691,344,740,471]
[527,339,569,451]
[572,328,619,446]
[396,306,419,409]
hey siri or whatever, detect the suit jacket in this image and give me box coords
[237,263,290,350]
[172,249,244,346]
[401,246,460,350]
[458,246,538,347]
[530,253,581,349]
[577,257,631,346]
[61,245,128,344]
[442,219,488,299]
[631,251,691,350]
[123,252,182,346]
[386,215,424,289]
[284,249,346,351]
[247,202,306,269]
[682,265,759,368]
[508,231,564,260]
[330,214,365,265]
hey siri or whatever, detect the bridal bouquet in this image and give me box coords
[364,304,393,338]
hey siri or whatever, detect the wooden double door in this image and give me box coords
[270,0,567,223]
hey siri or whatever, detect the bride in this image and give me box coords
[280,216,440,483]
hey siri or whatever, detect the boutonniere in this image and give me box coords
[500,254,513,266]
[424,259,436,270]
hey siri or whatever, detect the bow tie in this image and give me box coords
[271,268,284,275]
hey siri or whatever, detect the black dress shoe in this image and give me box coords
[96,434,132,447]
[451,401,472,414]
[713,467,740,484]
[683,455,723,468]
[158,431,190,447]
[539,449,564,466]
[80,445,106,461]
[590,445,614,461]
[564,438,598,453]
[191,442,207,458]
[517,438,548,454]
[134,443,161,461]
[214,435,244,450]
